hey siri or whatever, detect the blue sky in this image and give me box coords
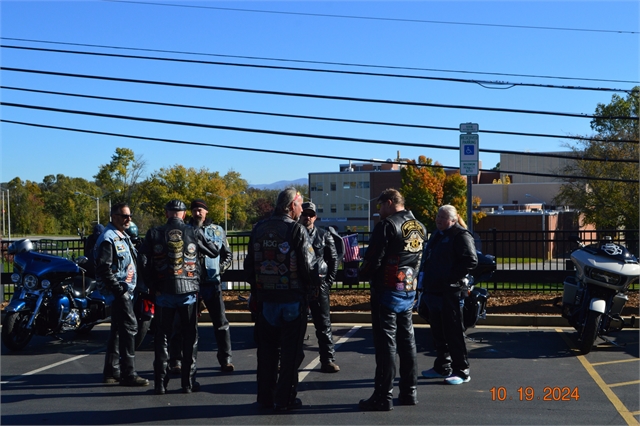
[1,0,638,186]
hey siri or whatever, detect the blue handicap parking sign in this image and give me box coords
[464,145,475,155]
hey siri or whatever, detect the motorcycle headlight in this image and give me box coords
[23,274,38,289]
[10,273,21,283]
[585,267,621,285]
[41,280,51,289]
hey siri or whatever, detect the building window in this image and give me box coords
[316,182,323,192]
[331,204,337,213]
[317,204,324,213]
[330,182,336,191]
[344,203,356,211]
[357,181,370,189]
[310,183,317,191]
[343,181,356,189]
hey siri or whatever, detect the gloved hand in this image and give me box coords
[112,282,128,298]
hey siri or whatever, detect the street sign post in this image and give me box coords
[460,123,479,234]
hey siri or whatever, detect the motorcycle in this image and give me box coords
[562,235,639,354]
[2,238,153,351]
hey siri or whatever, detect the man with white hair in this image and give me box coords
[418,204,478,385]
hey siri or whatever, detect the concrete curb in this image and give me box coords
[220,312,638,328]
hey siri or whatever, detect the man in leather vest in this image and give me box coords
[418,205,477,385]
[298,201,340,373]
[168,198,235,374]
[143,199,220,395]
[358,189,426,411]
[244,187,316,411]
[95,202,149,387]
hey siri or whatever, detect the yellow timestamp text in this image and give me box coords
[490,386,580,401]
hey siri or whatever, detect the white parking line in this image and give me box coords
[1,349,102,384]
[299,325,361,382]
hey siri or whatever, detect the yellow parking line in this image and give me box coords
[591,358,640,366]
[608,380,640,388]
[556,329,638,426]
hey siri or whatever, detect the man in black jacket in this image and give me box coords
[418,204,478,385]
[168,198,235,374]
[358,189,426,411]
[143,199,219,395]
[244,188,316,411]
[299,201,340,373]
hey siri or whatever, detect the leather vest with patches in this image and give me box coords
[380,210,426,292]
[147,218,200,294]
[251,216,306,301]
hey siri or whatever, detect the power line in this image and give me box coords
[1,44,633,94]
[3,67,634,120]
[103,0,639,35]
[2,119,635,183]
[4,37,637,85]
[2,85,638,145]
[2,102,637,164]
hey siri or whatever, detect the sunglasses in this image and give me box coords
[301,212,316,218]
[115,214,132,219]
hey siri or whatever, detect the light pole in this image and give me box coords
[74,191,100,224]
[208,191,246,233]
[355,195,377,232]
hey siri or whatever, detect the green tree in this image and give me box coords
[555,87,639,231]
[94,147,147,210]
[41,174,99,234]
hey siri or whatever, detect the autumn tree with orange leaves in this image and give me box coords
[401,156,469,230]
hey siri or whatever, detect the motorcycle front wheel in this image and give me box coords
[2,311,35,351]
[580,310,602,354]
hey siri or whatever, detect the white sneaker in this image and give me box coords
[444,375,470,385]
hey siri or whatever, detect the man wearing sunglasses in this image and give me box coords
[95,202,149,387]
[358,189,426,411]
[299,202,340,373]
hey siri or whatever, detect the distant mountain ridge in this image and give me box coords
[250,178,307,190]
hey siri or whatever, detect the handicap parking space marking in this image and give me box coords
[299,325,361,382]
[556,329,639,426]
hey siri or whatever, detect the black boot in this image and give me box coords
[398,387,418,405]
[359,392,393,411]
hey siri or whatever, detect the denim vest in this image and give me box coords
[202,223,226,285]
[94,223,137,296]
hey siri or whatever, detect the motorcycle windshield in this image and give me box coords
[586,242,638,264]
[15,251,80,277]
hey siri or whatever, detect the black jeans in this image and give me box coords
[154,302,199,390]
[169,286,232,366]
[308,289,335,364]
[369,290,417,400]
[255,302,307,407]
[103,291,139,380]
[425,291,469,378]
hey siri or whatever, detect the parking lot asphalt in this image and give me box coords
[2,319,639,425]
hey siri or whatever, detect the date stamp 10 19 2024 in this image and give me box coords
[490,386,580,401]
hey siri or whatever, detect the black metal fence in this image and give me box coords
[2,229,638,302]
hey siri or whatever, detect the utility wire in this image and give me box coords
[2,102,637,164]
[3,37,637,85]
[2,85,638,146]
[2,119,636,184]
[2,67,634,120]
[1,44,633,94]
[103,0,639,35]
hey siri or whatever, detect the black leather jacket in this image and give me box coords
[244,213,315,303]
[359,210,426,292]
[307,226,339,293]
[143,217,219,295]
[419,223,478,294]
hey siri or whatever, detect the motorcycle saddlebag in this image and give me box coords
[463,287,489,329]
